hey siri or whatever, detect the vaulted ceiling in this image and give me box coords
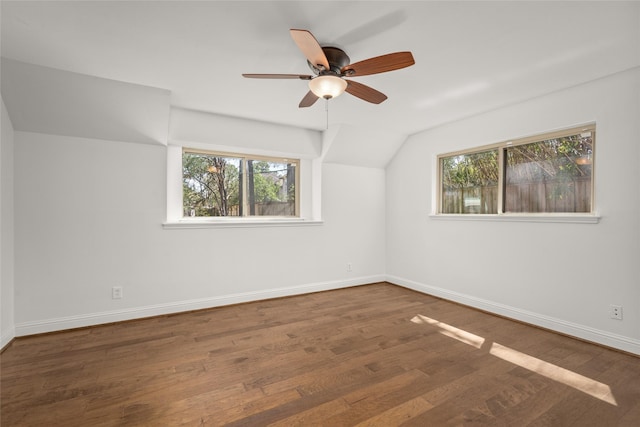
[2,1,639,166]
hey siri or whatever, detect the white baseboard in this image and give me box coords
[387,275,640,356]
[1,325,16,351]
[15,275,386,337]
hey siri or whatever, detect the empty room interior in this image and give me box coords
[1,1,640,425]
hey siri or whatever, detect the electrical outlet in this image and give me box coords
[347,263,352,272]
[609,304,623,320]
[112,286,123,300]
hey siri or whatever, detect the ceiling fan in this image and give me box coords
[242,29,415,108]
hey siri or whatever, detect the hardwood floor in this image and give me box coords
[2,283,639,426]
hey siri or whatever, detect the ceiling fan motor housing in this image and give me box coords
[308,46,351,76]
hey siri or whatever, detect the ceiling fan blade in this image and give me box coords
[341,52,415,77]
[290,29,330,70]
[242,73,312,80]
[345,80,388,104]
[299,91,319,108]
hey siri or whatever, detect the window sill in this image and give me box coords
[429,213,600,224]
[163,218,324,229]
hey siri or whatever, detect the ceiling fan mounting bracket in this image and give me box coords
[308,46,350,75]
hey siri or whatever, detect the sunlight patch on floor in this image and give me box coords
[411,313,485,349]
[411,314,617,406]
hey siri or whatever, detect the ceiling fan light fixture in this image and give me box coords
[309,75,347,99]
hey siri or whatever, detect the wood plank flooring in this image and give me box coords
[2,283,640,426]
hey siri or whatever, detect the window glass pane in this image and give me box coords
[505,132,593,213]
[183,153,241,217]
[247,159,296,216]
[441,149,499,214]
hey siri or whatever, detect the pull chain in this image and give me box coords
[325,98,329,130]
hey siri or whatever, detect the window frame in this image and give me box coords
[435,124,597,221]
[182,147,301,219]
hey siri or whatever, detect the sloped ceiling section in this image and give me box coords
[321,124,407,169]
[169,107,322,159]
[0,57,405,168]
[168,107,407,169]
[1,59,171,146]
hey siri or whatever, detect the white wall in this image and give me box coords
[1,95,16,348]
[13,131,386,334]
[386,68,640,354]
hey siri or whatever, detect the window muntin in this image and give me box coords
[182,149,299,218]
[438,125,595,215]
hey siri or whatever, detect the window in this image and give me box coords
[182,149,299,218]
[440,148,499,214]
[438,125,595,215]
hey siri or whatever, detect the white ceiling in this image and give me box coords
[1,1,639,138]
